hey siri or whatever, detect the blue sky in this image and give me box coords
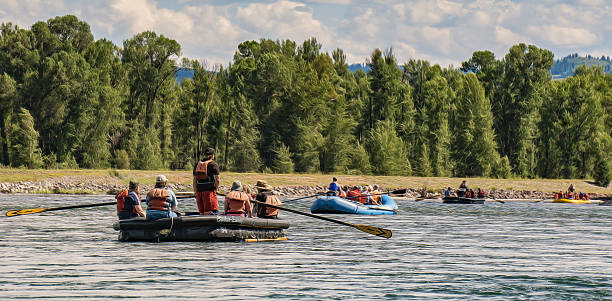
[1,0,610,67]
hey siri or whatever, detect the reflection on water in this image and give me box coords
[0,195,610,300]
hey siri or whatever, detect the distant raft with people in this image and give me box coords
[113,215,290,242]
[310,195,398,215]
[552,198,592,204]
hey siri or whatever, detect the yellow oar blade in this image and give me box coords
[6,208,47,217]
[354,224,392,238]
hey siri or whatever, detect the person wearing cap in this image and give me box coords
[223,181,253,217]
[254,180,282,219]
[145,175,178,221]
[193,147,220,215]
[116,181,146,220]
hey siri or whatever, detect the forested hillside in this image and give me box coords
[0,15,610,186]
[551,53,612,79]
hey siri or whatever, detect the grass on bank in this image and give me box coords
[0,168,610,194]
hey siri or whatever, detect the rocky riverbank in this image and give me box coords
[0,179,608,200]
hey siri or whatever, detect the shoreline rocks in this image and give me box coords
[0,180,608,199]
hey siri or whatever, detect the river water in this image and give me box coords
[0,194,610,300]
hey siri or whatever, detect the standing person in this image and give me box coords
[224,181,253,218]
[193,147,220,215]
[146,175,178,221]
[568,184,575,193]
[116,181,146,220]
[458,180,468,197]
[254,180,282,219]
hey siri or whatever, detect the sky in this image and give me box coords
[1,0,611,67]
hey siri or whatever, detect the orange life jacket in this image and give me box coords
[257,193,281,218]
[194,160,216,191]
[116,189,138,214]
[225,191,251,215]
[147,188,170,211]
[347,190,365,203]
[339,191,347,198]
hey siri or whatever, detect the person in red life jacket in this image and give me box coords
[224,181,253,218]
[254,180,282,219]
[116,181,146,220]
[477,188,485,199]
[347,186,365,204]
[193,147,220,215]
[145,175,178,221]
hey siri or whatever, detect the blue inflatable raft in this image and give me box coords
[310,195,398,215]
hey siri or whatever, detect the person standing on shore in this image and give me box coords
[116,181,146,220]
[146,175,178,220]
[254,180,282,219]
[193,147,220,215]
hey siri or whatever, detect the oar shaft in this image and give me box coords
[45,201,117,211]
[250,199,353,227]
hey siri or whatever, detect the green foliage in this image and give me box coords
[113,149,130,169]
[491,156,512,179]
[367,120,411,175]
[271,143,294,174]
[347,142,372,175]
[593,151,610,187]
[9,108,43,168]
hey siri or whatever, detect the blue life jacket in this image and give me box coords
[329,182,339,192]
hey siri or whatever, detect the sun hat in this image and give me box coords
[231,181,243,191]
[155,175,168,183]
[255,180,273,190]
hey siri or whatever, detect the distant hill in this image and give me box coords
[176,55,612,82]
[551,53,612,79]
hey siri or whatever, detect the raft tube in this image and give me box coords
[113,215,290,242]
[310,195,398,215]
[552,198,592,204]
[442,196,486,204]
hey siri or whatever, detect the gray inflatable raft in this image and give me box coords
[113,215,290,242]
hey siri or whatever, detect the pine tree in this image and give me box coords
[9,108,43,168]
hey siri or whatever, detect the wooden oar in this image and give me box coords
[5,201,117,217]
[282,193,325,203]
[219,192,392,238]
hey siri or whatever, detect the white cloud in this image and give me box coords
[0,0,610,67]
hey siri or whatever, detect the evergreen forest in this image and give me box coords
[0,16,610,186]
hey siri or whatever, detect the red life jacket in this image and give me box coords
[148,188,170,211]
[257,193,281,218]
[116,189,138,214]
[347,190,365,203]
[225,191,251,215]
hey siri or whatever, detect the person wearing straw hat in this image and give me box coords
[193,147,220,215]
[145,175,178,221]
[224,181,253,217]
[254,180,282,219]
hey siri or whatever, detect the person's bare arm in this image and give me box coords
[214,175,220,190]
[134,204,146,218]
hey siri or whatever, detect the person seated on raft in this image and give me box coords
[346,186,363,203]
[369,184,382,205]
[444,187,452,197]
[458,180,468,197]
[145,175,178,221]
[254,180,282,219]
[477,188,485,199]
[224,181,253,218]
[338,186,348,198]
[116,181,146,220]
[327,177,341,196]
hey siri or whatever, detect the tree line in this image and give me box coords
[0,15,610,186]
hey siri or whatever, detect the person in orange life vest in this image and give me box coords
[116,181,146,220]
[338,186,347,198]
[224,181,253,218]
[347,186,364,204]
[145,175,178,221]
[477,188,485,199]
[193,147,220,215]
[370,184,382,205]
[254,180,282,219]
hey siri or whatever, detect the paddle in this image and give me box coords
[344,188,407,201]
[5,201,117,217]
[219,192,392,238]
[282,192,326,203]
